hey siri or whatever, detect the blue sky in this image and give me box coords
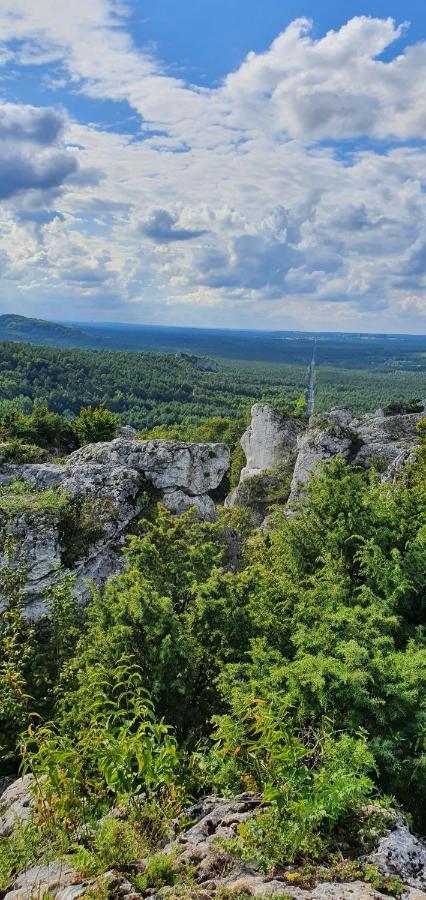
[0,1,426,332]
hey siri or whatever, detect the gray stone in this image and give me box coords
[228,401,425,517]
[161,489,217,521]
[4,859,84,900]
[365,824,426,890]
[117,425,137,439]
[216,875,391,898]
[0,775,34,837]
[239,405,301,480]
[288,408,357,505]
[68,439,229,496]
[173,793,261,860]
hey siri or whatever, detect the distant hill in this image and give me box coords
[0,314,93,348]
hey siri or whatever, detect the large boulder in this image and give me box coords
[354,409,424,473]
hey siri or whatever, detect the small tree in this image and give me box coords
[73,404,119,445]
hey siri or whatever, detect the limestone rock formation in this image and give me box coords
[4,860,84,900]
[239,404,302,480]
[227,401,425,521]
[288,407,358,505]
[365,822,426,890]
[0,438,229,617]
[69,439,228,497]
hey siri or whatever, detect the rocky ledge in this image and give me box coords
[0,438,229,618]
[2,782,426,900]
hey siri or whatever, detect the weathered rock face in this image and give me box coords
[0,439,229,617]
[69,439,229,497]
[4,860,84,900]
[227,401,425,520]
[288,407,359,505]
[365,823,426,890]
[225,469,293,526]
[288,404,425,506]
[240,404,302,480]
[0,775,34,838]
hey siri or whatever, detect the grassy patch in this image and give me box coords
[0,480,69,519]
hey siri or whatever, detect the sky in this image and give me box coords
[1,1,426,333]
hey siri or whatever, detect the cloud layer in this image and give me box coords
[0,3,425,330]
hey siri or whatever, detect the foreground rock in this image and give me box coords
[365,823,426,890]
[3,788,426,900]
[0,439,229,617]
[4,860,84,900]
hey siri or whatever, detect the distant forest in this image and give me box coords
[1,339,426,429]
[0,342,306,430]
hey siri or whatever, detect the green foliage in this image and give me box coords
[0,399,119,456]
[62,506,252,739]
[1,395,426,881]
[135,851,180,890]
[70,818,147,876]
[0,480,69,520]
[0,440,48,463]
[58,498,111,567]
[0,400,77,454]
[0,342,306,430]
[211,450,426,826]
[72,405,119,445]
[205,695,373,865]
[0,568,82,775]
[362,865,404,896]
[22,660,181,832]
[0,819,48,891]
[0,563,34,772]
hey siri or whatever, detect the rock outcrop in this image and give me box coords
[239,404,302,480]
[4,860,84,900]
[0,439,229,617]
[365,822,426,891]
[288,404,425,505]
[4,789,426,900]
[227,401,425,521]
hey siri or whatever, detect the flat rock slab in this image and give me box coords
[4,860,84,900]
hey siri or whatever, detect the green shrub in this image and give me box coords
[58,498,111,568]
[0,819,48,891]
[0,480,69,520]
[0,440,48,463]
[206,696,374,866]
[135,851,179,890]
[72,405,119,445]
[93,817,146,871]
[22,660,181,832]
[0,401,77,454]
